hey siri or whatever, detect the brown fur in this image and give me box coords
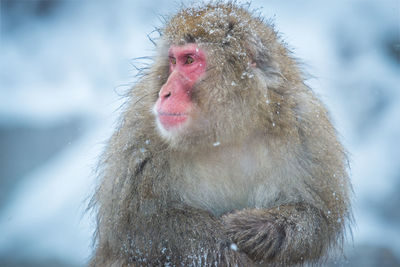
[89,2,352,266]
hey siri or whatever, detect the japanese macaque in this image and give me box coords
[90,2,352,266]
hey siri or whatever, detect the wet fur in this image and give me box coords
[90,2,352,266]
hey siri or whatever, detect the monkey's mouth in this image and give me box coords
[158,112,188,116]
[157,111,189,130]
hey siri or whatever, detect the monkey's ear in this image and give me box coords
[246,37,279,74]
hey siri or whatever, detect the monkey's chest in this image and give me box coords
[175,151,269,216]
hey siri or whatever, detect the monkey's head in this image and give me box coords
[151,3,300,150]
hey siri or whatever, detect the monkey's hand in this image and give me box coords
[222,204,329,265]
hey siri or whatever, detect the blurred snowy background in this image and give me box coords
[0,0,399,266]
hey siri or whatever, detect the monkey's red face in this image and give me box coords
[154,43,207,132]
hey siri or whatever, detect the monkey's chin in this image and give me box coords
[155,114,191,142]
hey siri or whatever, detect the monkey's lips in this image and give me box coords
[157,111,188,130]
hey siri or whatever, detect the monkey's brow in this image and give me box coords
[169,53,195,59]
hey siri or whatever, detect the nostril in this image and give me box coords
[164,92,171,98]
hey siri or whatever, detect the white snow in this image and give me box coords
[213,141,221,147]
[230,243,238,251]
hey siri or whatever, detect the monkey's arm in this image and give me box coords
[127,203,254,266]
[92,202,254,266]
[222,203,331,265]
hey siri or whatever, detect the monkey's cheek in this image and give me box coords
[157,114,188,130]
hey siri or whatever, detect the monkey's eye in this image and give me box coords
[185,56,194,64]
[170,57,176,65]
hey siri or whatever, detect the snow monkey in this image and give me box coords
[90,2,352,266]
